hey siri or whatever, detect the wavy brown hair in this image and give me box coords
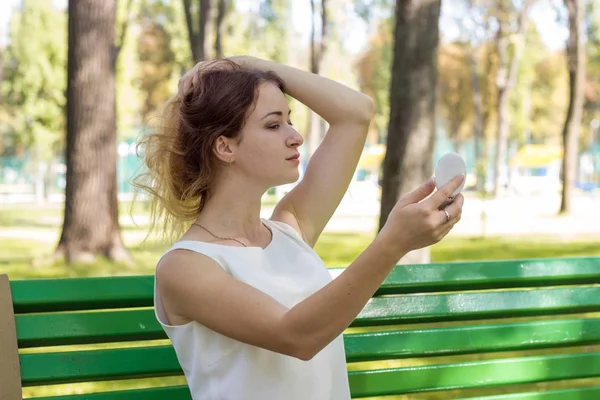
[133,59,285,243]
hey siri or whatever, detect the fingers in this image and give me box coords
[397,179,436,208]
[426,174,465,210]
[436,193,464,226]
[178,64,202,98]
[178,72,193,98]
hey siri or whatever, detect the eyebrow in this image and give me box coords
[261,110,292,120]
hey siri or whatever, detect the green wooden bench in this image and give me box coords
[3,256,600,399]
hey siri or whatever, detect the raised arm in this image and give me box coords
[232,56,374,246]
[159,177,465,361]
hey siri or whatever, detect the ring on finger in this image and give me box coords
[443,209,451,222]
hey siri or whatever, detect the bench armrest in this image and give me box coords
[0,274,23,400]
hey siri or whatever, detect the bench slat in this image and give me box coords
[26,386,191,400]
[11,257,600,314]
[353,286,600,326]
[20,318,600,386]
[349,351,600,397]
[341,256,600,294]
[20,346,180,386]
[457,387,600,399]
[16,310,165,348]
[10,276,154,313]
[345,318,600,361]
[17,287,600,347]
[24,349,600,398]
[26,386,600,400]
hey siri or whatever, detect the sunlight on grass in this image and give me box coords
[432,235,600,262]
[3,230,600,280]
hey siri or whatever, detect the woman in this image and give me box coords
[138,56,464,400]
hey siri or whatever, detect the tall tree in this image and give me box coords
[183,0,211,63]
[456,0,488,192]
[214,0,229,58]
[490,0,529,196]
[379,0,441,264]
[355,18,394,145]
[438,43,474,151]
[307,0,328,156]
[57,0,132,264]
[560,0,586,213]
[137,0,176,122]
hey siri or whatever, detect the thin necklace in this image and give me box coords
[192,222,248,247]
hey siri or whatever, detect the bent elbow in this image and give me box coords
[279,336,316,361]
[355,94,375,124]
[278,326,319,361]
[293,345,317,362]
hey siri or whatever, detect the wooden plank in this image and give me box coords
[16,309,164,348]
[19,318,600,386]
[20,346,181,386]
[352,286,600,326]
[0,274,22,400]
[348,352,600,397]
[11,257,600,314]
[333,257,600,294]
[16,287,600,348]
[457,386,600,399]
[26,386,191,400]
[344,318,600,361]
[10,275,154,313]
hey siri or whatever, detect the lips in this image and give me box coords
[286,154,300,161]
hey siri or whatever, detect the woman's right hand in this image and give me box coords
[379,175,465,258]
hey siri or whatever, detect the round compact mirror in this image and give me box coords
[434,152,466,198]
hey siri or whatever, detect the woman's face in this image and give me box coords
[224,82,304,188]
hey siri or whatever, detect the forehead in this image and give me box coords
[250,83,288,115]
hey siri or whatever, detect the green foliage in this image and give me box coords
[225,0,291,63]
[511,22,568,145]
[135,0,177,123]
[438,42,475,147]
[0,0,67,158]
[355,17,393,143]
[583,0,600,144]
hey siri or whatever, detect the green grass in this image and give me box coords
[4,232,600,281]
[431,235,600,262]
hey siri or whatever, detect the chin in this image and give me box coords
[274,171,300,186]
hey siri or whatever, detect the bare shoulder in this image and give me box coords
[156,249,228,325]
[157,248,223,281]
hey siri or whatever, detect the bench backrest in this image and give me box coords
[6,256,600,399]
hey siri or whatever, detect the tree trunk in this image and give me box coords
[307,0,328,157]
[57,0,131,265]
[493,81,510,195]
[183,0,211,63]
[467,46,485,193]
[560,0,586,213]
[492,0,528,197]
[214,0,227,58]
[379,0,441,265]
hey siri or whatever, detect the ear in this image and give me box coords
[213,136,236,163]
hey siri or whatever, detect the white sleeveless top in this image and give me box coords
[153,218,351,400]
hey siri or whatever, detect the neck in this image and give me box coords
[194,174,267,239]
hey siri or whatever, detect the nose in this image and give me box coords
[286,127,304,148]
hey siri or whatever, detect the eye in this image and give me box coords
[268,124,280,130]
[287,120,294,126]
